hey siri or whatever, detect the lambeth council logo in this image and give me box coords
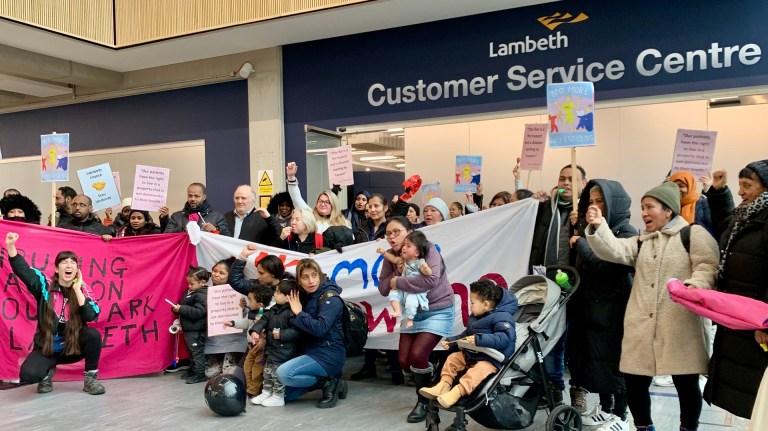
[538,12,589,30]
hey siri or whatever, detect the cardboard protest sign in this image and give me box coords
[131,165,170,212]
[207,284,245,337]
[77,163,121,211]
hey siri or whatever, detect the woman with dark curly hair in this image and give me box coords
[0,194,42,224]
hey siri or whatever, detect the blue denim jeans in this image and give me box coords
[544,328,567,390]
[277,355,329,401]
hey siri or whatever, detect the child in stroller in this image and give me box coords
[424,265,582,431]
[419,278,518,407]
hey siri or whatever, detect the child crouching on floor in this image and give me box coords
[223,282,273,398]
[419,278,518,408]
[249,279,302,407]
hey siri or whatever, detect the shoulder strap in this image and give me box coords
[680,224,691,254]
[638,224,691,253]
[317,290,341,307]
[315,233,323,249]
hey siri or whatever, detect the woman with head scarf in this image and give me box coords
[344,190,370,233]
[669,170,712,233]
[703,160,768,421]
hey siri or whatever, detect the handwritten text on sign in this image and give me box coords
[671,129,717,178]
[132,165,170,212]
[520,124,548,171]
[327,146,354,186]
[206,284,244,337]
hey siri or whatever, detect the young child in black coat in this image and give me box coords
[172,266,209,384]
[249,279,302,407]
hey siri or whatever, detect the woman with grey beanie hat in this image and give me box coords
[584,181,719,431]
[703,160,768,420]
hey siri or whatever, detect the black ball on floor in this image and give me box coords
[204,374,246,416]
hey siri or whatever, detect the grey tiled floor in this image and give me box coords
[0,357,748,430]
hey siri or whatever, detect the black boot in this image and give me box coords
[317,377,341,409]
[407,372,433,423]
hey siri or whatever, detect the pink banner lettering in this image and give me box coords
[0,220,196,381]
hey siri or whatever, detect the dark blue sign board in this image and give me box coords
[282,0,768,183]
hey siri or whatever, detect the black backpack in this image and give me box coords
[318,291,368,357]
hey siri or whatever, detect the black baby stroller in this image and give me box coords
[424,265,581,431]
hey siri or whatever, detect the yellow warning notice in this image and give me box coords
[257,170,273,195]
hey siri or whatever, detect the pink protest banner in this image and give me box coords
[0,220,196,381]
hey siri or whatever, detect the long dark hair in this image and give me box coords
[256,255,286,280]
[41,251,83,356]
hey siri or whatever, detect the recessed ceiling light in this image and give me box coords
[365,168,371,172]
[387,128,404,132]
[359,155,397,161]
[395,163,406,168]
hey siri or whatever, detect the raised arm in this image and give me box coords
[584,205,639,267]
[285,162,311,211]
[6,232,46,298]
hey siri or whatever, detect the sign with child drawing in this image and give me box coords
[546,82,595,148]
[421,182,442,206]
[454,155,482,192]
[40,133,70,182]
[207,284,245,337]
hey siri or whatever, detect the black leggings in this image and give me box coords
[19,327,102,383]
[599,393,629,420]
[625,373,702,430]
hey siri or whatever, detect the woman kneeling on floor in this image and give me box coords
[276,258,347,408]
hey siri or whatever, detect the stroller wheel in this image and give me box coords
[545,405,582,431]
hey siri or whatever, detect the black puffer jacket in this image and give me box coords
[178,287,207,332]
[58,214,110,235]
[251,302,300,365]
[568,179,636,394]
[704,186,768,418]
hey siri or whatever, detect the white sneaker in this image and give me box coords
[251,391,272,405]
[596,414,629,431]
[581,404,611,426]
[652,375,674,387]
[260,394,285,407]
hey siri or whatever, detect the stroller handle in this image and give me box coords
[545,264,580,292]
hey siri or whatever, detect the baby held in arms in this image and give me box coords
[377,230,432,327]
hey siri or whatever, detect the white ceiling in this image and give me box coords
[0,0,554,72]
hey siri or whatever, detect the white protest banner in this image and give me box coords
[520,124,548,170]
[327,145,354,186]
[76,163,121,211]
[207,284,245,337]
[193,198,538,349]
[671,129,718,177]
[132,165,170,211]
